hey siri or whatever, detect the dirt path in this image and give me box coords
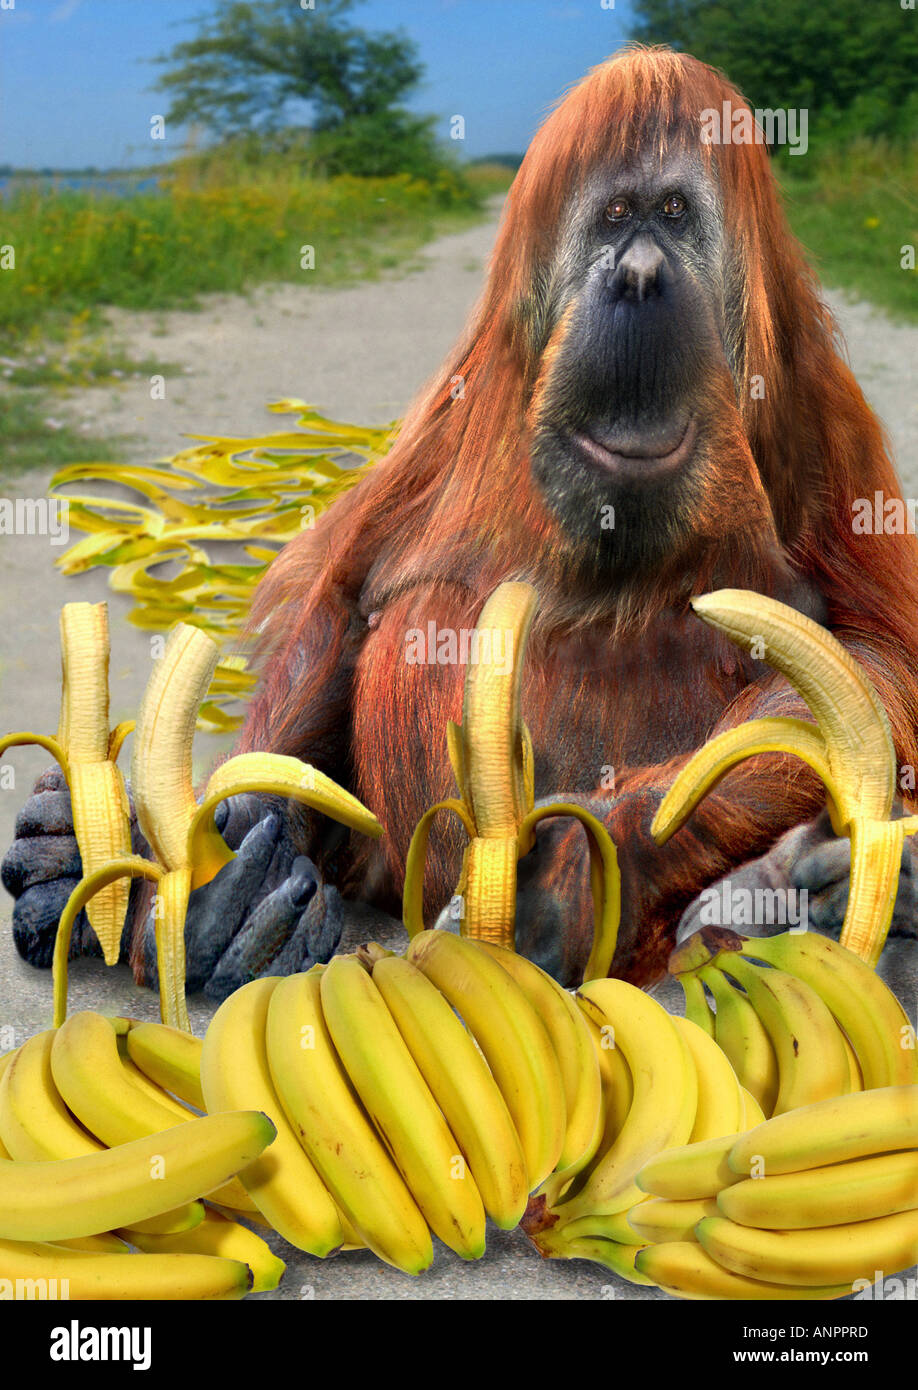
[0,202,915,1299]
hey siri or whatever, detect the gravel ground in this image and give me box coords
[0,198,915,1300]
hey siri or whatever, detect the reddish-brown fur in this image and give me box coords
[212,48,918,985]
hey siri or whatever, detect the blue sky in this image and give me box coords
[0,0,638,170]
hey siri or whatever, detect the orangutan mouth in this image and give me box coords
[570,416,697,480]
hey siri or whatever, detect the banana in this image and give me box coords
[698,1209,918,1287]
[0,1110,274,1241]
[0,1237,251,1300]
[50,1010,252,1214]
[637,1133,742,1201]
[672,1015,745,1142]
[370,954,529,1230]
[53,621,382,1031]
[477,942,601,1173]
[402,582,621,981]
[119,1207,285,1293]
[0,1029,105,1163]
[557,978,697,1221]
[561,1208,646,1245]
[627,1196,720,1244]
[840,1029,864,1093]
[715,953,849,1114]
[200,977,345,1257]
[734,932,918,1088]
[407,929,566,1188]
[0,602,134,965]
[740,1087,766,1127]
[55,1232,131,1253]
[698,964,779,1116]
[264,969,433,1274]
[718,1150,918,1229]
[652,588,918,967]
[728,1085,918,1176]
[680,971,715,1036]
[0,1028,206,1236]
[319,955,486,1259]
[125,1021,206,1109]
[635,1241,851,1300]
[559,1234,656,1285]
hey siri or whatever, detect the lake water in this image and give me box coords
[0,174,162,199]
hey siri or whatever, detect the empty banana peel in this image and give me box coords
[0,603,134,966]
[652,589,918,968]
[53,622,382,1031]
[402,581,621,981]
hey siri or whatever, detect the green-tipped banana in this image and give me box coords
[653,589,918,966]
[715,953,850,1114]
[733,932,918,1088]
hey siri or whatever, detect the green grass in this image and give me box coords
[0,389,131,476]
[0,163,509,346]
[778,141,918,321]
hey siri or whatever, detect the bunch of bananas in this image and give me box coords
[670,927,918,1115]
[0,1013,282,1297]
[200,929,606,1272]
[632,1087,918,1298]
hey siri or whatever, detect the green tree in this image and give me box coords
[152,0,448,177]
[631,0,918,145]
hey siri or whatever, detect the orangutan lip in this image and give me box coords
[570,418,697,478]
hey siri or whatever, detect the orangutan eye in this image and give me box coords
[662,193,687,218]
[604,197,631,223]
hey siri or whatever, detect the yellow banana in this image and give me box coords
[200,977,347,1256]
[697,964,779,1116]
[476,941,601,1173]
[698,1209,918,1287]
[652,588,918,967]
[264,969,433,1274]
[406,928,566,1188]
[557,978,697,1221]
[635,1241,850,1300]
[53,621,382,1031]
[0,1028,206,1237]
[0,1237,251,1299]
[672,1015,745,1142]
[728,1085,918,1176]
[733,932,918,1088]
[627,1196,720,1244]
[740,1087,766,1128]
[370,954,529,1231]
[0,602,133,963]
[402,582,620,980]
[50,1010,252,1214]
[718,1150,918,1229]
[0,1110,274,1241]
[637,1133,742,1201]
[319,954,486,1259]
[680,971,715,1036]
[558,1234,656,1285]
[715,953,849,1114]
[125,1021,207,1109]
[119,1206,285,1293]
